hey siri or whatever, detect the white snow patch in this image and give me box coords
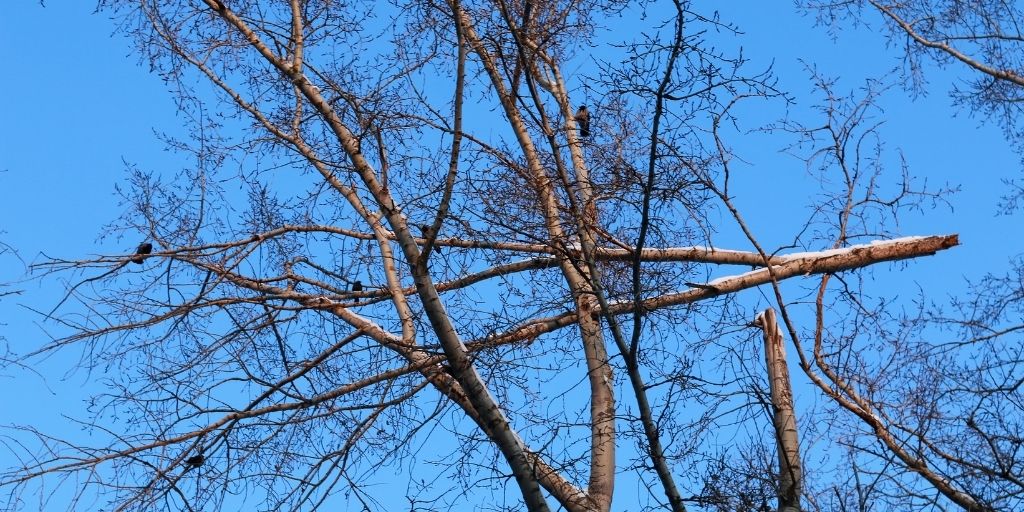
[779,236,930,261]
[705,267,766,287]
[695,236,932,288]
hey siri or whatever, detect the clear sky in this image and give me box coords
[1,2,183,429]
[1,1,1021,510]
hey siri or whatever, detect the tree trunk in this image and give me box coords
[755,308,802,512]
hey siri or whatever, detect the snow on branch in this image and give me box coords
[648,234,958,309]
[477,235,959,346]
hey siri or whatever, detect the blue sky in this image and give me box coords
[1,2,181,428]
[1,1,1021,510]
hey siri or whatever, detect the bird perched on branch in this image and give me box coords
[47,240,155,318]
[352,280,364,303]
[574,105,590,138]
[130,242,153,264]
[184,453,204,469]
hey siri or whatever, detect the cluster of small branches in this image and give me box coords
[1,1,1021,511]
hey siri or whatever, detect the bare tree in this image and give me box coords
[3,1,1015,511]
[795,3,1024,510]
[801,0,1024,211]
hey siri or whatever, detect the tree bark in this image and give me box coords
[754,308,802,512]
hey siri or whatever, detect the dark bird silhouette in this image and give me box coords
[574,105,590,138]
[352,280,364,303]
[130,242,153,264]
[184,453,204,469]
[48,240,154,319]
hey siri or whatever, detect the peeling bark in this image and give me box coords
[754,308,802,512]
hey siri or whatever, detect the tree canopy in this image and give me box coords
[2,1,1023,511]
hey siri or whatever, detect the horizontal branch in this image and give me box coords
[34,224,781,279]
[646,235,959,309]
[478,235,959,346]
